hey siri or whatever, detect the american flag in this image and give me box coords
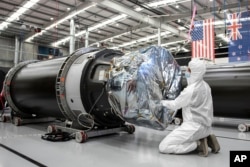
[191,18,214,61]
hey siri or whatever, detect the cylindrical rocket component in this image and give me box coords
[10,58,66,118]
[4,48,125,128]
[205,63,250,119]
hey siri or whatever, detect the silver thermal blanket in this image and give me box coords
[107,46,182,130]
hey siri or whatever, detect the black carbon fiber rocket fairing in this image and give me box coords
[3,47,125,128]
[10,58,66,118]
[205,63,250,119]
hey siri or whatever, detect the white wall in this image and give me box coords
[0,36,69,68]
[0,36,15,67]
[22,42,38,61]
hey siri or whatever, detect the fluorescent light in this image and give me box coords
[182,47,189,52]
[52,0,190,46]
[53,37,71,46]
[217,34,230,43]
[89,31,130,47]
[110,31,171,49]
[26,4,96,42]
[0,0,40,30]
[135,7,142,12]
[52,14,127,46]
[135,0,190,11]
[47,4,95,30]
[161,40,186,47]
[88,14,127,32]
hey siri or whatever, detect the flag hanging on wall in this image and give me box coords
[191,18,214,61]
[227,11,250,62]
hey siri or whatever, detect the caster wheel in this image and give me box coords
[174,118,182,125]
[238,124,248,132]
[47,125,57,133]
[1,115,6,122]
[131,125,135,133]
[126,125,135,134]
[75,131,88,143]
[13,117,21,126]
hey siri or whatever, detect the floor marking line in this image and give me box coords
[0,143,47,167]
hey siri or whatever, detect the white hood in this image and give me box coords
[187,58,206,85]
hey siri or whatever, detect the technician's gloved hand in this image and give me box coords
[127,80,136,94]
[161,100,168,107]
[161,100,173,110]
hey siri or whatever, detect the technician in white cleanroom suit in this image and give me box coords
[159,58,220,157]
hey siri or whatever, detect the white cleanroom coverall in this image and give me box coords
[159,58,213,154]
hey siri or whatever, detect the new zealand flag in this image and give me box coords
[227,11,250,62]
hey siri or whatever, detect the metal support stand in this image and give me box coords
[238,123,250,132]
[12,117,56,126]
[47,124,135,143]
[213,117,250,132]
[173,117,183,125]
[0,107,11,122]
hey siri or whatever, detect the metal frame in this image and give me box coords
[55,47,99,124]
[47,124,135,143]
[1,0,248,52]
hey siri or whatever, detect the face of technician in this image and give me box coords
[185,67,191,78]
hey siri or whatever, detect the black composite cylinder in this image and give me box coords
[4,47,125,128]
[0,70,6,90]
[205,63,250,119]
[10,58,66,118]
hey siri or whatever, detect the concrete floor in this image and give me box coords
[0,119,250,167]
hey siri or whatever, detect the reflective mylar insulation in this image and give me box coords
[107,46,182,130]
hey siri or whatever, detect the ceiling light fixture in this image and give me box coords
[52,14,127,46]
[217,34,230,43]
[182,47,189,52]
[52,0,190,46]
[26,3,96,42]
[0,0,40,30]
[135,0,190,10]
[110,31,170,49]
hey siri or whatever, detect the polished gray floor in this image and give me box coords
[0,119,250,167]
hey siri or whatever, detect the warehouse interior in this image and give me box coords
[0,0,250,167]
